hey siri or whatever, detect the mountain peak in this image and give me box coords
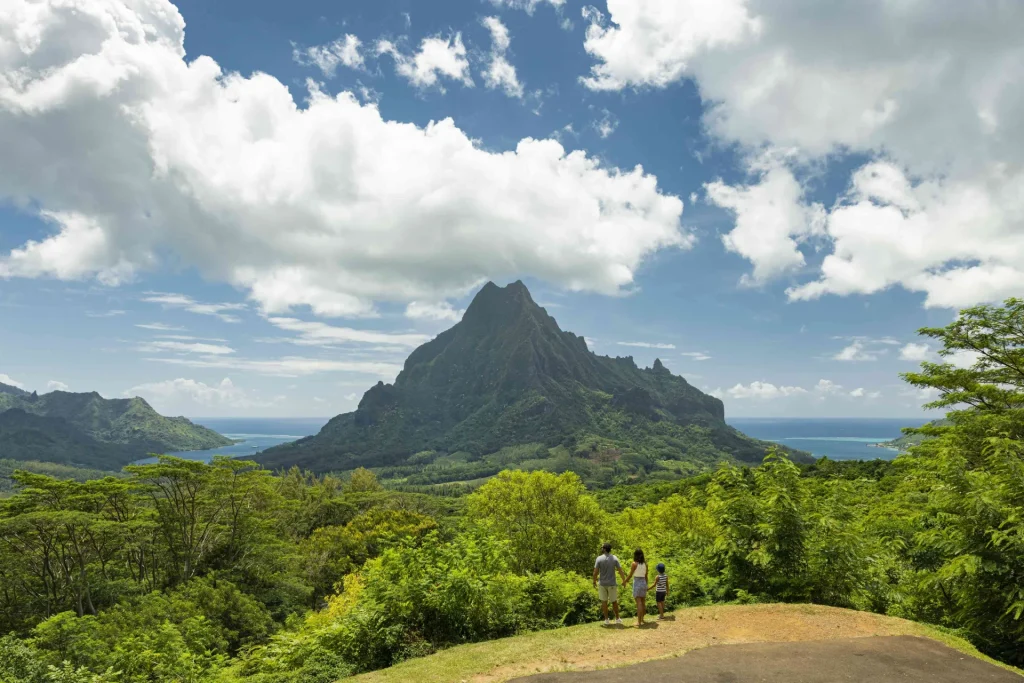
[461,280,542,330]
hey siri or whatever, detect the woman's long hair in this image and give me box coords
[634,548,645,565]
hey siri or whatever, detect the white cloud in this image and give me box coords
[899,343,931,362]
[680,351,711,361]
[0,1,685,318]
[86,309,126,318]
[142,293,246,323]
[481,17,524,99]
[293,34,364,77]
[148,355,401,379]
[405,301,464,322]
[785,163,1024,308]
[136,323,187,332]
[814,379,843,395]
[266,317,431,348]
[706,154,825,284]
[725,381,807,400]
[901,386,941,403]
[593,109,618,139]
[124,377,273,410]
[583,337,596,349]
[140,340,236,355]
[344,392,359,401]
[581,1,1024,309]
[617,341,676,349]
[377,34,473,90]
[489,0,565,13]
[833,341,878,362]
[46,380,69,391]
[849,387,881,399]
[581,0,759,91]
[946,349,983,369]
[0,374,25,389]
[157,334,228,342]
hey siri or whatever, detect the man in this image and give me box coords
[592,542,627,625]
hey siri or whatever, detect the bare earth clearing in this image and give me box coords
[352,604,1023,683]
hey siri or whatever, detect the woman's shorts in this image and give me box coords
[633,577,648,598]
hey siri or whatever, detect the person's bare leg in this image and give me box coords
[658,600,665,618]
[601,600,609,621]
[612,601,620,621]
[635,597,642,626]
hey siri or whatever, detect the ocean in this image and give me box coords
[148,416,931,465]
[727,417,932,460]
[136,417,329,464]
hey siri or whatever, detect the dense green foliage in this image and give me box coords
[0,459,119,496]
[0,297,1021,681]
[260,282,809,483]
[0,385,231,468]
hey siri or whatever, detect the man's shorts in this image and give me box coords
[598,585,619,602]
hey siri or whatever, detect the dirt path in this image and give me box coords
[353,604,1022,683]
[509,636,1022,682]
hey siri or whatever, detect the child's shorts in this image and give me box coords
[656,591,666,603]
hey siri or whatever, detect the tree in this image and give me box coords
[467,470,604,574]
[345,468,383,494]
[900,298,1024,663]
[902,297,1024,454]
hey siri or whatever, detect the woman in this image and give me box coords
[622,548,648,627]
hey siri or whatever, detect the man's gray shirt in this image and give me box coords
[594,553,621,586]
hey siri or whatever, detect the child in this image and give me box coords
[653,563,669,620]
[622,548,648,627]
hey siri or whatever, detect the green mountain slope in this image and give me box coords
[259,281,810,484]
[0,384,232,468]
[0,409,133,468]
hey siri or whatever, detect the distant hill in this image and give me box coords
[0,384,232,468]
[876,418,951,451]
[259,281,811,485]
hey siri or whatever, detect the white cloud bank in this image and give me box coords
[0,0,686,319]
[46,380,69,392]
[713,378,880,401]
[125,377,276,411]
[582,0,1024,308]
[0,374,24,389]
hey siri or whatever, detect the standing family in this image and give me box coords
[592,543,669,627]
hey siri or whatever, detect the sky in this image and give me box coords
[0,0,1021,419]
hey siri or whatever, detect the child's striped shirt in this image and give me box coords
[655,574,668,591]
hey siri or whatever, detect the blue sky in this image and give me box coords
[1,0,1020,418]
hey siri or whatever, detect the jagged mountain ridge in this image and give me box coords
[259,281,810,482]
[0,384,232,467]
